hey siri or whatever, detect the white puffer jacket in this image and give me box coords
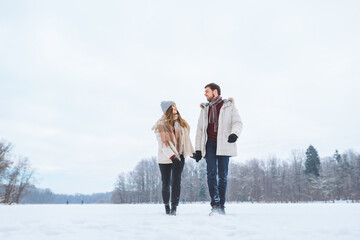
[195,98,243,157]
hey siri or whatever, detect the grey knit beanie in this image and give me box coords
[160,101,175,113]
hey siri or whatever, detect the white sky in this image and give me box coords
[1,0,359,194]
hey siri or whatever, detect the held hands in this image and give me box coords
[227,133,238,143]
[192,151,202,162]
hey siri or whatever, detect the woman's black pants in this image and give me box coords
[159,159,184,206]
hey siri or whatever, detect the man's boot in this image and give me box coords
[209,205,220,216]
[219,204,226,215]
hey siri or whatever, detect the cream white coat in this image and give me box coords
[195,98,243,157]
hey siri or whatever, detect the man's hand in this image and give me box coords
[227,134,238,143]
[192,151,202,162]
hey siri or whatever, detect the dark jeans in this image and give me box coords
[159,159,184,206]
[205,140,230,206]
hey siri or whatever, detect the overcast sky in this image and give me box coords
[1,0,359,194]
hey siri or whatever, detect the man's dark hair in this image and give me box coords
[205,83,221,95]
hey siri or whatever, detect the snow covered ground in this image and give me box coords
[1,202,359,240]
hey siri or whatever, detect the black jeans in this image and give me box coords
[159,158,184,206]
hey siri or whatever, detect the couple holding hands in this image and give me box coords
[152,83,243,216]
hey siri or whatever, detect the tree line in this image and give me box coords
[2,138,359,204]
[112,146,360,203]
[20,185,113,204]
[0,141,34,204]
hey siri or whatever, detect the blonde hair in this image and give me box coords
[163,105,190,131]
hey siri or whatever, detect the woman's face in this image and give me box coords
[172,104,178,114]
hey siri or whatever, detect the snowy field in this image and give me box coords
[1,203,359,240]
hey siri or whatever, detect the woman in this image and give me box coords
[152,101,194,215]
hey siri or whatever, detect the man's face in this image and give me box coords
[204,87,216,101]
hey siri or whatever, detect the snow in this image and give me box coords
[1,203,359,240]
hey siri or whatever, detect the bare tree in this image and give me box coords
[0,141,13,183]
[2,157,34,204]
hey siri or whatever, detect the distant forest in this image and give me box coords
[2,140,360,204]
[112,146,360,203]
[20,186,113,204]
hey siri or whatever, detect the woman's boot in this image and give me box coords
[170,204,177,216]
[165,204,170,215]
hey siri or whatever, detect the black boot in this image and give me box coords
[170,204,177,216]
[165,204,170,215]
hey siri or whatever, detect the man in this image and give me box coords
[193,83,243,215]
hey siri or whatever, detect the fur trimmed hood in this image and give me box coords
[200,97,234,109]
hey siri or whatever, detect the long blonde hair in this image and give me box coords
[162,105,190,132]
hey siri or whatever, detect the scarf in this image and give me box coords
[209,96,223,132]
[153,115,182,154]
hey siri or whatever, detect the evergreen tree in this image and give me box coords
[305,145,321,176]
[333,150,341,163]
